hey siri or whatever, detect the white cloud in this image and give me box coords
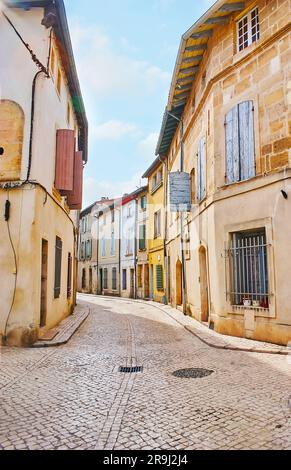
[138,132,159,164]
[93,120,138,140]
[69,22,171,99]
[83,173,147,208]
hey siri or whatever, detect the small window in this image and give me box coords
[141,195,147,210]
[104,269,108,290]
[110,230,115,255]
[229,228,269,309]
[54,236,62,298]
[154,210,161,238]
[122,269,127,290]
[101,238,106,257]
[112,268,117,290]
[237,7,260,52]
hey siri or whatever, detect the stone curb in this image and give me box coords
[31,307,90,348]
[79,294,289,356]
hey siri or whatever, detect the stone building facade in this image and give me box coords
[0,0,88,346]
[155,0,291,345]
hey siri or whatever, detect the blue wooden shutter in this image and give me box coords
[238,101,255,180]
[225,105,239,184]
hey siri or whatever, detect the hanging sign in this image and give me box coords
[169,171,191,212]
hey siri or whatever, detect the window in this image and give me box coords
[137,265,143,288]
[156,265,163,291]
[110,230,115,255]
[67,253,72,298]
[197,137,206,202]
[80,241,85,260]
[57,67,62,95]
[154,210,161,238]
[104,268,108,289]
[101,238,106,257]
[126,228,133,255]
[122,269,127,290]
[139,224,146,251]
[127,204,132,218]
[86,240,92,259]
[54,236,62,298]
[225,101,255,184]
[112,268,117,290]
[152,174,157,190]
[237,7,260,52]
[229,228,269,309]
[111,210,115,223]
[141,195,147,210]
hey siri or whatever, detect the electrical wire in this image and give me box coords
[3,193,18,341]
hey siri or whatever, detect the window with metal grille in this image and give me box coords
[67,253,72,298]
[225,101,255,184]
[104,268,108,289]
[112,268,117,290]
[229,228,269,309]
[139,224,146,251]
[156,265,163,291]
[54,236,62,299]
[122,269,127,290]
[237,7,260,52]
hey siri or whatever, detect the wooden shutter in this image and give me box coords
[55,130,75,191]
[197,137,206,201]
[156,265,163,291]
[54,237,62,298]
[238,101,255,180]
[66,151,83,210]
[225,106,239,184]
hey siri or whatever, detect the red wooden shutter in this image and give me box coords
[66,151,83,210]
[55,129,75,192]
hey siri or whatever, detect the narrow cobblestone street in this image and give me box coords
[0,294,290,450]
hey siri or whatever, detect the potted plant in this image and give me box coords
[252,300,261,308]
[243,296,252,307]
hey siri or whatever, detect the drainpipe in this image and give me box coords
[118,206,122,297]
[159,155,168,305]
[134,198,138,299]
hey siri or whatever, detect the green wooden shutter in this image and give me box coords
[139,224,146,250]
[156,265,163,291]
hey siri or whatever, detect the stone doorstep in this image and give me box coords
[32,306,90,348]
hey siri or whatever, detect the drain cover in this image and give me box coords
[172,368,214,379]
[119,366,143,373]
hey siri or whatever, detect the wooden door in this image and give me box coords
[199,246,209,322]
[40,239,48,328]
[144,264,149,298]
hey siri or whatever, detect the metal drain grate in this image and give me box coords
[119,366,143,374]
[172,368,214,379]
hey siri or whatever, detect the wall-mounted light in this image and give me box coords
[281,190,288,200]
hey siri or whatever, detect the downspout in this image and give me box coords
[96,214,100,295]
[179,120,188,315]
[118,206,122,297]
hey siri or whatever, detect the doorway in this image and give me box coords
[176,259,182,306]
[199,246,209,322]
[99,268,103,294]
[40,239,48,328]
[167,256,171,304]
[130,268,135,298]
[89,267,93,293]
[144,264,149,298]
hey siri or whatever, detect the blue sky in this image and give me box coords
[64,0,215,207]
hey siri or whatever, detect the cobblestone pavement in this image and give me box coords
[0,294,290,450]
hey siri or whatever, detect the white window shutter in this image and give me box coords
[225,105,239,184]
[238,101,255,180]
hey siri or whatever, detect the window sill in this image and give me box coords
[151,181,163,195]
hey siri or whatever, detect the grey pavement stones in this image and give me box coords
[0,294,290,450]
